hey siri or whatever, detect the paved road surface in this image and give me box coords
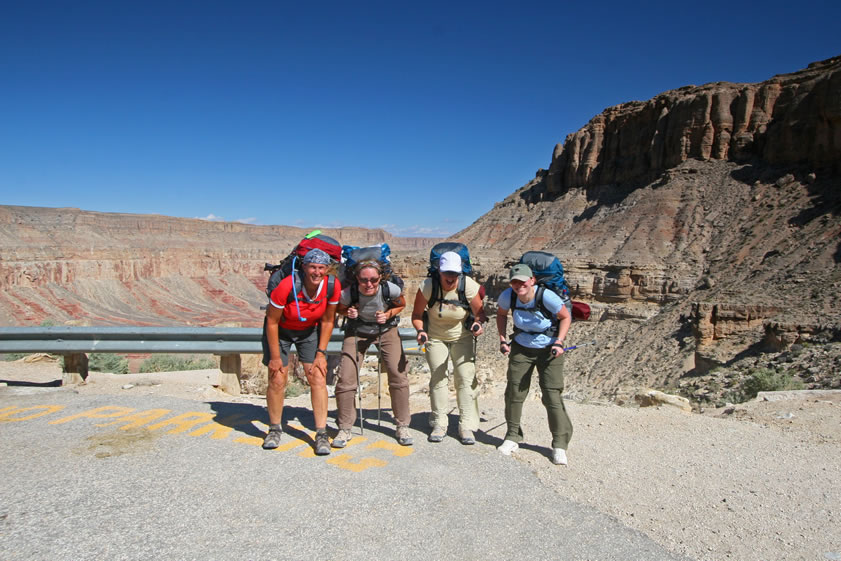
[0,385,690,561]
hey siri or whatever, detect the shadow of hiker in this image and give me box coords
[207,401,324,443]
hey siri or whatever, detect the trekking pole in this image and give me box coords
[563,340,597,352]
[355,330,363,436]
[377,317,383,427]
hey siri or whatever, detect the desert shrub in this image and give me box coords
[88,353,129,374]
[139,355,216,373]
[3,353,28,361]
[285,376,308,398]
[39,319,57,327]
[739,368,805,401]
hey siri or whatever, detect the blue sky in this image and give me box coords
[1,1,839,237]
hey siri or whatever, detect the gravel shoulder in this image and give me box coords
[3,358,839,561]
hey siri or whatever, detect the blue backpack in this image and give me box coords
[517,251,572,323]
[424,242,475,330]
[341,243,404,330]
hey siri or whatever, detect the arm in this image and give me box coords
[266,305,285,376]
[551,304,572,356]
[468,292,484,336]
[312,302,337,375]
[411,288,428,344]
[376,294,405,324]
[496,306,510,355]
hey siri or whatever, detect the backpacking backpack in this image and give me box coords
[263,230,341,306]
[516,251,571,324]
[341,243,404,330]
[424,241,475,330]
[516,250,590,321]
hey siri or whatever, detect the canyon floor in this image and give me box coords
[3,358,839,561]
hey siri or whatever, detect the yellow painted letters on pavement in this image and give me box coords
[49,406,135,425]
[0,405,65,422]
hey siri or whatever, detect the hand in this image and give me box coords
[375,310,387,324]
[550,343,565,357]
[417,331,428,345]
[470,322,483,337]
[268,358,284,379]
[347,306,359,319]
[499,341,510,356]
[312,352,327,376]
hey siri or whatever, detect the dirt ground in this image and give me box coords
[2,356,839,561]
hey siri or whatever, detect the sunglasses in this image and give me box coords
[358,276,380,285]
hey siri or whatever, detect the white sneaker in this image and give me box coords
[498,440,519,455]
[552,448,568,465]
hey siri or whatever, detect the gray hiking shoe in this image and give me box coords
[332,428,353,448]
[315,431,331,455]
[395,426,414,446]
[459,429,476,445]
[262,426,282,450]
[428,425,446,443]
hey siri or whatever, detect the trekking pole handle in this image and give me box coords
[417,331,428,345]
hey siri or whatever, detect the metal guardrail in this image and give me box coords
[0,326,424,393]
[0,326,422,356]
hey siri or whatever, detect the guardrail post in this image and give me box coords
[217,354,242,396]
[62,353,88,385]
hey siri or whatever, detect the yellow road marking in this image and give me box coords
[367,440,414,457]
[50,406,135,425]
[0,405,65,422]
[326,454,388,472]
[95,409,171,429]
[146,411,216,434]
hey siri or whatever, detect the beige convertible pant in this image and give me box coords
[425,335,479,432]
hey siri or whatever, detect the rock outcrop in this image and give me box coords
[544,56,841,196]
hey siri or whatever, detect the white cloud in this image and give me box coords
[235,217,258,224]
[197,214,225,222]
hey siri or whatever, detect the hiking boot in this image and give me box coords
[498,440,519,455]
[395,426,414,446]
[315,431,331,455]
[459,429,476,445]
[552,448,568,465]
[428,425,446,443]
[332,428,353,448]
[262,426,283,450]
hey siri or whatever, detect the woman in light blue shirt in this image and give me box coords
[495,263,573,465]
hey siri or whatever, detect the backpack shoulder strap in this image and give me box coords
[427,275,441,308]
[457,274,468,307]
[327,274,335,303]
[286,271,303,304]
[381,280,391,306]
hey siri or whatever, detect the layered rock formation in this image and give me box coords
[0,206,438,326]
[454,56,841,402]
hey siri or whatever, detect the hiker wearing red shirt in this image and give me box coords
[262,248,341,455]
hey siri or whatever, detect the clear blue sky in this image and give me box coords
[1,1,838,237]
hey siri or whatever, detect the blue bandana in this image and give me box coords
[302,248,331,265]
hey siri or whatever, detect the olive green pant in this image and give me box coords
[425,336,479,432]
[504,342,573,450]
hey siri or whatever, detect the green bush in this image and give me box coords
[88,353,129,374]
[140,355,216,373]
[3,353,27,361]
[285,376,308,398]
[740,368,805,401]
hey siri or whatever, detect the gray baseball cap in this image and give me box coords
[509,264,533,282]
